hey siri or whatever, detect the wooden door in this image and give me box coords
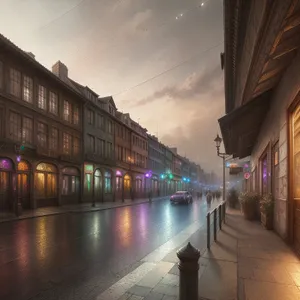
[0,171,9,210]
[17,173,30,208]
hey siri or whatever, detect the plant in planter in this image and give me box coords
[227,188,239,208]
[239,192,260,220]
[260,193,274,230]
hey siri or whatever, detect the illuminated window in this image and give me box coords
[49,91,58,115]
[9,68,21,97]
[35,163,57,199]
[94,169,102,198]
[23,75,33,103]
[105,171,112,193]
[38,85,47,110]
[261,155,268,195]
[17,161,30,171]
[116,176,122,191]
[124,174,131,190]
[63,132,71,155]
[62,172,79,196]
[86,173,92,193]
[0,159,13,170]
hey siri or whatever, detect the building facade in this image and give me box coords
[219,0,300,252]
[0,36,85,213]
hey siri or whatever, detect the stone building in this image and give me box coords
[219,0,300,251]
[0,35,85,212]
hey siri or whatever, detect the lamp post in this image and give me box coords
[214,134,230,201]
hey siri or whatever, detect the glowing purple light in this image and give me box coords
[145,171,152,178]
[0,159,12,170]
[17,155,21,162]
[244,164,249,168]
[116,170,122,176]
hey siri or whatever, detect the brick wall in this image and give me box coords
[251,51,300,239]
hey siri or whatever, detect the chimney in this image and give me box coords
[52,61,68,80]
[26,52,35,59]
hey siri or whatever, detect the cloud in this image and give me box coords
[131,65,222,107]
[120,9,153,38]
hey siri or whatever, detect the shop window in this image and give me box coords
[116,176,122,191]
[17,160,30,171]
[261,154,268,195]
[136,176,142,192]
[86,173,92,193]
[124,174,131,190]
[0,158,13,170]
[62,167,80,196]
[35,163,57,199]
[105,171,112,193]
[94,169,102,197]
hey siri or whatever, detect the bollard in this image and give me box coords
[213,209,217,241]
[219,206,222,230]
[177,242,200,300]
[207,213,210,249]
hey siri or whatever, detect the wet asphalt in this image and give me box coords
[0,197,218,300]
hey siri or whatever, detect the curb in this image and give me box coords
[0,196,169,224]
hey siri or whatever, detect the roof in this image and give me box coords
[0,34,85,101]
[100,96,117,109]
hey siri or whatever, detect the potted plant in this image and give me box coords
[260,193,274,230]
[239,192,260,220]
[227,188,239,208]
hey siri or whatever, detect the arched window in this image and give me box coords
[104,171,112,193]
[124,174,131,190]
[0,158,13,170]
[35,163,57,199]
[17,160,30,171]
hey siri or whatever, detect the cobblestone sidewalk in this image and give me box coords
[106,209,300,300]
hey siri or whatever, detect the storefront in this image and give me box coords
[124,174,132,199]
[0,158,14,211]
[94,169,103,202]
[152,176,158,196]
[35,162,58,207]
[61,167,80,205]
[84,164,94,201]
[135,176,143,198]
[115,170,123,200]
[17,160,31,209]
[104,170,112,195]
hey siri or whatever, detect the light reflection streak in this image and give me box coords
[139,206,147,240]
[119,207,132,247]
[37,218,47,262]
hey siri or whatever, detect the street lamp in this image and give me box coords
[214,134,230,201]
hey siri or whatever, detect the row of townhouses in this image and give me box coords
[0,34,209,214]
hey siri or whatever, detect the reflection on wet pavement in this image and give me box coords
[0,197,220,300]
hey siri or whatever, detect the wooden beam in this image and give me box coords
[271,34,300,59]
[284,10,300,31]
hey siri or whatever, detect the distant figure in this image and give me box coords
[206,190,212,207]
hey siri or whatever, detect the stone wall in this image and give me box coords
[250,51,300,239]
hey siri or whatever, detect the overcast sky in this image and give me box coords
[1,0,225,175]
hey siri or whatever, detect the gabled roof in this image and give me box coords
[99,96,117,110]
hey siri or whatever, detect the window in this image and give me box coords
[107,120,113,134]
[63,132,71,155]
[73,106,79,125]
[9,111,21,141]
[97,114,105,129]
[87,109,94,125]
[97,139,105,157]
[49,128,58,151]
[63,100,71,122]
[0,61,3,89]
[104,171,112,193]
[23,75,33,103]
[37,122,48,149]
[49,91,58,115]
[38,85,47,110]
[62,174,78,195]
[88,135,95,153]
[261,154,268,195]
[9,68,21,97]
[106,142,113,159]
[73,137,80,156]
[22,117,33,144]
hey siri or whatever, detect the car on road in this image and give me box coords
[170,191,193,204]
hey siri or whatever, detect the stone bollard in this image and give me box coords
[177,242,200,300]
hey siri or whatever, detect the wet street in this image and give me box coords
[0,198,218,300]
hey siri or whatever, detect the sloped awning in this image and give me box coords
[218,91,272,159]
